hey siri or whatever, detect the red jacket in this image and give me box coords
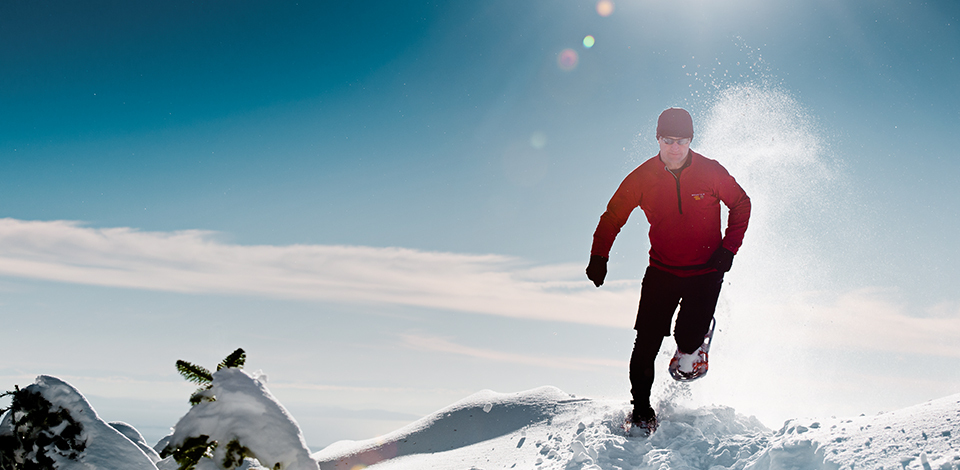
[591,150,751,277]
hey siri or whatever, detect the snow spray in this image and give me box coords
[648,77,852,425]
[699,84,845,294]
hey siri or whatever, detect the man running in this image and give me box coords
[586,107,751,434]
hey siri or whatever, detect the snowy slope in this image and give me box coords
[313,387,960,470]
[3,376,958,469]
[749,395,960,470]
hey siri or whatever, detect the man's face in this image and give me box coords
[658,136,691,170]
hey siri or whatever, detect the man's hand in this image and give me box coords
[586,255,608,287]
[708,247,735,273]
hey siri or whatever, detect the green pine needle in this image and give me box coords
[217,348,246,371]
[175,348,244,407]
[176,360,213,385]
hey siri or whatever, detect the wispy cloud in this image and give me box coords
[5,219,955,360]
[0,219,636,327]
[779,288,960,358]
[726,286,960,360]
[398,334,626,371]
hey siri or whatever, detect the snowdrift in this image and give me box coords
[3,376,959,469]
[314,387,960,470]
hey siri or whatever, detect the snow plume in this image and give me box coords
[0,218,636,328]
[697,83,843,295]
[688,81,959,421]
[692,83,843,353]
[656,82,923,423]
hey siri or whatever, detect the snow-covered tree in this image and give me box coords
[176,348,246,406]
[0,385,86,469]
[0,376,156,470]
[161,350,317,470]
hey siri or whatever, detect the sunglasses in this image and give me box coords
[660,137,691,145]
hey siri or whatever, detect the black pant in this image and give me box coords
[629,266,724,408]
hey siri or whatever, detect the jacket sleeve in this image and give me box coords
[717,170,751,254]
[591,171,642,258]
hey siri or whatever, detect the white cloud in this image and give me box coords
[717,286,960,366]
[0,219,637,328]
[780,288,960,358]
[398,334,626,371]
[4,219,955,361]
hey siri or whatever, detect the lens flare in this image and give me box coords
[583,35,595,48]
[596,0,614,17]
[557,48,578,71]
[530,132,547,149]
[503,140,548,187]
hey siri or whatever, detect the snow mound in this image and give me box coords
[312,386,769,470]
[109,420,163,463]
[313,387,960,470]
[0,375,158,470]
[749,393,960,470]
[163,367,318,470]
[313,385,580,469]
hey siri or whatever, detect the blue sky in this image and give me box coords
[2,0,959,448]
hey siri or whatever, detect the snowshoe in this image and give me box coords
[629,415,658,437]
[668,317,715,382]
[624,405,658,437]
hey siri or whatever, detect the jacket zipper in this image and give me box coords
[667,167,683,214]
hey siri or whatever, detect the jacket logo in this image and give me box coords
[691,193,706,201]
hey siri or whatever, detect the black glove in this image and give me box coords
[708,247,735,273]
[586,255,608,287]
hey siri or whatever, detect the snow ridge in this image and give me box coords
[313,387,960,470]
[313,386,772,470]
[749,394,960,470]
[3,376,959,470]
[313,386,579,469]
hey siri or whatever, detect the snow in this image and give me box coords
[313,386,960,470]
[312,385,772,470]
[3,375,960,470]
[108,420,163,463]
[0,375,158,470]
[161,368,318,470]
[312,386,578,469]
[749,396,960,470]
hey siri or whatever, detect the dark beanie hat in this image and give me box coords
[656,108,694,139]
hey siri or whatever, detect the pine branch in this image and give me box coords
[217,348,246,371]
[188,387,215,406]
[0,386,20,416]
[168,435,217,470]
[174,348,244,407]
[176,360,213,385]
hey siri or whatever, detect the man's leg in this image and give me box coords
[673,271,724,354]
[630,267,681,414]
[629,327,665,413]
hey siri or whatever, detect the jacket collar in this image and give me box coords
[658,149,694,172]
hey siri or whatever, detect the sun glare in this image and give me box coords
[596,0,614,17]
